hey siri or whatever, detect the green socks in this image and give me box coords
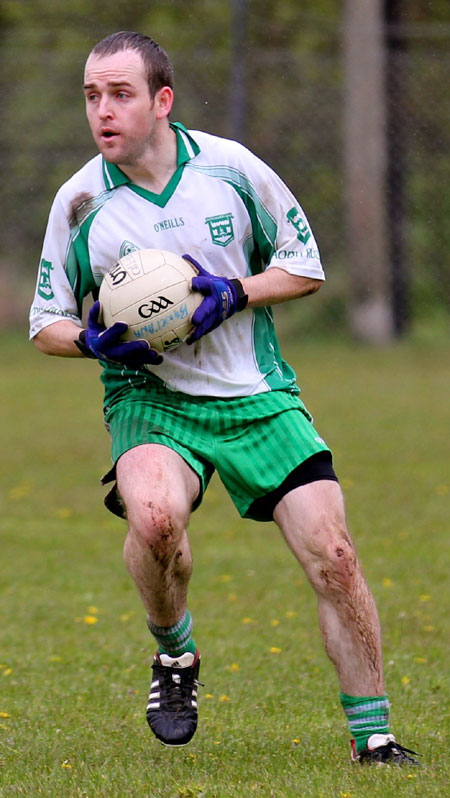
[340,693,390,753]
[147,609,196,657]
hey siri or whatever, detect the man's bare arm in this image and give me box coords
[33,320,85,357]
[241,267,323,307]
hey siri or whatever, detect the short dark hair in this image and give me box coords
[90,31,174,97]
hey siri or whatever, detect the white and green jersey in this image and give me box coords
[30,123,325,399]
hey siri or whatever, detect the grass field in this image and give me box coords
[1,332,449,797]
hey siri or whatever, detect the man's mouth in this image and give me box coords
[101,130,119,140]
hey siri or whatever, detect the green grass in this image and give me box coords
[1,332,449,797]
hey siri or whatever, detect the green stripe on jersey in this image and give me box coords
[186,163,278,264]
[66,190,113,312]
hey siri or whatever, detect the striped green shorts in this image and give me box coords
[104,384,331,521]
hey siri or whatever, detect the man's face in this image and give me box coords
[83,49,161,166]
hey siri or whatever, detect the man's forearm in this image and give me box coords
[241,267,323,308]
[33,320,85,357]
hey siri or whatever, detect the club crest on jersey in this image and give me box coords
[119,240,139,258]
[37,258,54,300]
[205,213,235,247]
[286,206,311,244]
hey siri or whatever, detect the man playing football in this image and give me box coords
[30,31,418,765]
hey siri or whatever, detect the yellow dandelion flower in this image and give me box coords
[407,774,417,779]
[401,676,410,686]
[0,724,8,730]
[415,657,427,664]
[61,761,72,769]
[270,619,280,627]
[0,712,10,718]
[83,615,98,625]
[88,606,99,614]
[285,611,297,619]
[241,617,254,625]
[2,669,12,677]
[218,574,232,583]
[219,695,230,702]
[48,655,62,662]
[214,741,221,745]
[291,738,300,745]
[227,663,240,673]
[424,625,434,632]
[120,611,135,622]
[382,578,393,587]
[340,793,352,798]
[204,693,214,699]
[419,595,431,602]
[270,647,282,654]
[8,482,32,500]
[54,508,72,519]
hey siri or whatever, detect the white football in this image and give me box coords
[99,249,202,353]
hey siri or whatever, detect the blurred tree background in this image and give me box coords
[1,0,449,341]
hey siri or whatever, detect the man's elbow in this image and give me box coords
[33,332,50,354]
[303,277,323,297]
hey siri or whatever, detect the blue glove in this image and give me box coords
[75,301,163,367]
[183,255,248,344]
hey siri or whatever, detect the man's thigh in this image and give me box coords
[116,443,201,525]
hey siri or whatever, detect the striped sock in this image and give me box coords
[147,609,196,657]
[340,693,390,753]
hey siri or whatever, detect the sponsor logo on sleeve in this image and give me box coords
[37,258,54,300]
[273,247,320,260]
[286,207,311,245]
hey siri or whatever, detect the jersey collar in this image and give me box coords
[102,122,200,195]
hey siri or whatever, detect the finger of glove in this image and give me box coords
[187,315,219,343]
[191,296,217,326]
[187,308,220,343]
[121,350,163,367]
[143,350,163,365]
[87,300,105,334]
[106,338,149,357]
[97,322,129,349]
[107,339,163,366]
[182,253,207,277]
[191,275,215,295]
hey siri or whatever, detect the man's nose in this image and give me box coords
[98,96,113,119]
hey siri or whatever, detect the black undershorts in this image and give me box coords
[246,451,338,522]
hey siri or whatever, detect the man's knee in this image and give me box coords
[126,495,188,554]
[309,524,359,597]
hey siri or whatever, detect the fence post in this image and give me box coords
[343,0,394,342]
[229,0,247,142]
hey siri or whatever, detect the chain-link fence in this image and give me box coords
[1,7,448,340]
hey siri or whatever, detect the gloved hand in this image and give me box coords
[75,301,163,367]
[183,254,248,344]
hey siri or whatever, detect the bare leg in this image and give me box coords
[274,480,384,696]
[117,444,200,626]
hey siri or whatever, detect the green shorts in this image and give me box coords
[103,384,331,521]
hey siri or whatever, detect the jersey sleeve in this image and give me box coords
[29,193,85,339]
[235,145,325,281]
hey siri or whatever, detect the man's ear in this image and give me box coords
[154,86,174,119]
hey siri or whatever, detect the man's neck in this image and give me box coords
[119,125,178,193]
